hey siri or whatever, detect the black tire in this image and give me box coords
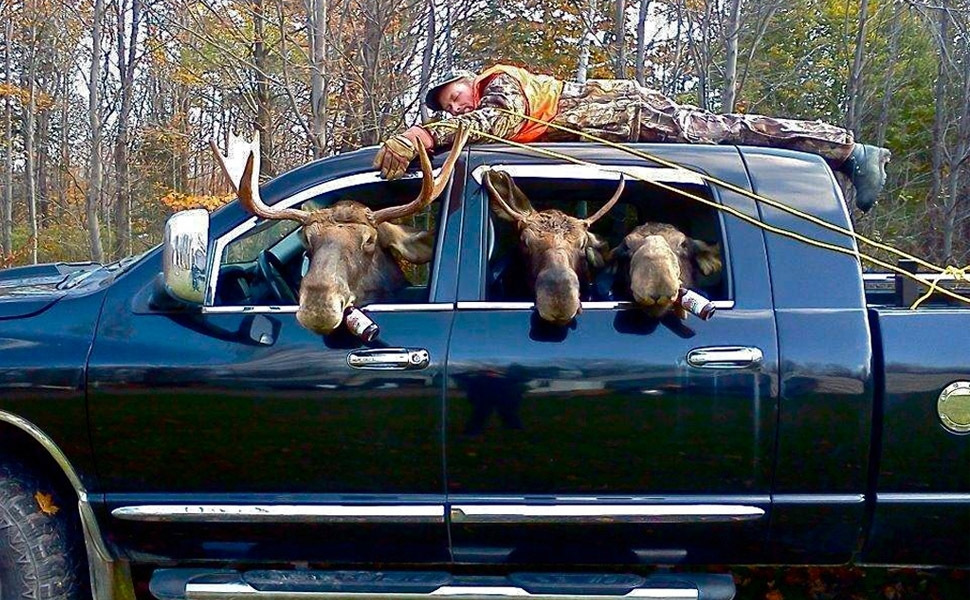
[0,458,86,600]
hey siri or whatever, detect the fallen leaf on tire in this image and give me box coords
[765,590,784,600]
[35,491,60,515]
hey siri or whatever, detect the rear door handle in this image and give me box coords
[347,348,430,370]
[687,346,763,369]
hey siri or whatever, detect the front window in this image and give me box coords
[211,176,441,307]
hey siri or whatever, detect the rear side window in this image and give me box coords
[484,175,727,304]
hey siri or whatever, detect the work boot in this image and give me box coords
[840,143,891,212]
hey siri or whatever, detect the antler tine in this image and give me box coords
[370,125,470,225]
[430,125,471,199]
[369,141,435,225]
[237,149,311,224]
[210,136,309,223]
[483,171,528,224]
[585,175,625,225]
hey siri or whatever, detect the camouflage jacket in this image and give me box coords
[422,75,668,148]
[421,73,854,162]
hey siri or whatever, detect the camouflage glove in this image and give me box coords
[374,134,418,180]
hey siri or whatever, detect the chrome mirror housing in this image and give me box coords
[162,209,210,304]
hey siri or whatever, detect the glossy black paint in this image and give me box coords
[861,309,970,565]
[0,288,107,491]
[741,149,875,563]
[85,149,466,562]
[0,142,966,570]
[446,145,778,565]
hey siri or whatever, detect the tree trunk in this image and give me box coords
[309,0,328,156]
[696,0,712,110]
[419,0,435,123]
[359,0,384,146]
[613,0,626,78]
[87,0,106,262]
[634,0,651,85]
[941,32,970,262]
[846,0,870,136]
[253,0,275,176]
[721,0,741,112]
[3,16,12,256]
[929,1,949,206]
[875,0,901,148]
[25,29,38,264]
[113,0,141,257]
[37,107,49,227]
[576,0,595,83]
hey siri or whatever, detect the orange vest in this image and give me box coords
[474,65,563,143]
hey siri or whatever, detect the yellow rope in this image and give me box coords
[435,120,970,307]
[910,266,969,309]
[496,108,965,277]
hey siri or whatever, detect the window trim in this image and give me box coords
[205,169,452,312]
[455,300,735,311]
[471,164,708,185]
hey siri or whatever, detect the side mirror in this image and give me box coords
[162,209,210,304]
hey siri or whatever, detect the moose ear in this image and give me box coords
[584,232,610,268]
[608,240,631,262]
[483,170,534,222]
[377,222,435,264]
[692,240,723,276]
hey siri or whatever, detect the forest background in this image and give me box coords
[1,0,969,270]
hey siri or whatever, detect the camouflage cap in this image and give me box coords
[425,69,476,111]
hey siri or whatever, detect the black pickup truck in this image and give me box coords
[0,143,967,600]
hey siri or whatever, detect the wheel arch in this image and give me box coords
[0,410,134,600]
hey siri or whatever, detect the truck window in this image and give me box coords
[211,177,440,307]
[484,175,727,304]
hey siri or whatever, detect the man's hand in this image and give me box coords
[374,126,434,179]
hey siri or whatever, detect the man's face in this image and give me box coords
[437,79,476,115]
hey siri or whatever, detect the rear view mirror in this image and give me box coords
[162,209,210,304]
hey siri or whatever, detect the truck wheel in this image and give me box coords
[0,458,85,600]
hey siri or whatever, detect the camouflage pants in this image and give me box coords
[549,79,855,164]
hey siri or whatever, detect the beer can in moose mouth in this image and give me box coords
[344,306,380,341]
[677,288,716,320]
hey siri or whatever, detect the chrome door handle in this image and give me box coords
[347,348,430,370]
[687,346,763,369]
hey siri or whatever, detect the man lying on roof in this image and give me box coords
[374,64,890,212]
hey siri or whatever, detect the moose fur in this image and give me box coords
[611,222,722,318]
[484,170,623,326]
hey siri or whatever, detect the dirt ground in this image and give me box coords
[729,566,968,599]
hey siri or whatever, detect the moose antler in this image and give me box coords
[370,124,471,225]
[210,133,311,224]
[584,176,625,225]
[483,170,532,223]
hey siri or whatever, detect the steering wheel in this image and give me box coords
[257,250,298,305]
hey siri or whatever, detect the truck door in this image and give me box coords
[87,163,463,564]
[444,146,778,566]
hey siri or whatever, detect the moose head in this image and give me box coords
[484,170,624,326]
[611,222,722,318]
[211,126,470,334]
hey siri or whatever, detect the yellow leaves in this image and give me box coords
[34,491,59,516]
[160,189,234,212]
[0,82,55,110]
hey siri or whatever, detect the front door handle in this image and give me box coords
[687,346,763,369]
[347,348,430,370]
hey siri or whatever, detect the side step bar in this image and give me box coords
[151,570,735,600]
